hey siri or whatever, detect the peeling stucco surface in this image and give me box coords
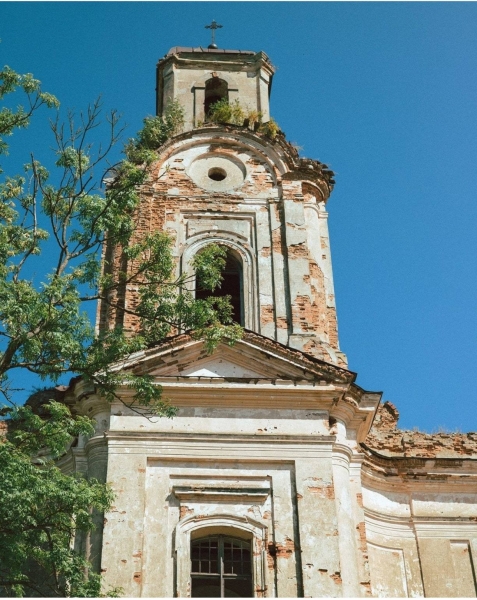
[97,124,346,368]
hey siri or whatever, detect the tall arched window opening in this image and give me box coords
[196,248,244,326]
[204,77,228,117]
[191,535,253,598]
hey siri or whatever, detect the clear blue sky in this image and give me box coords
[1,2,476,432]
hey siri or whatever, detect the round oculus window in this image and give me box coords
[188,154,246,192]
[208,167,227,181]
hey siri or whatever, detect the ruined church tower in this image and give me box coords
[97,46,346,368]
[64,43,477,599]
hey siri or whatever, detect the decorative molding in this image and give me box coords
[175,513,268,598]
[173,485,269,503]
[181,234,258,331]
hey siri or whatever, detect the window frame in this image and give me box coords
[174,514,267,598]
[182,236,257,331]
[191,534,253,597]
[195,248,244,326]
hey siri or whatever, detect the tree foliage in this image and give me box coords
[0,69,240,413]
[0,403,116,597]
[123,100,184,164]
[0,65,241,596]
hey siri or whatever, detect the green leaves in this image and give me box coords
[207,98,246,125]
[137,100,184,149]
[0,67,242,408]
[0,402,116,597]
[205,98,279,139]
[124,99,184,163]
[0,66,59,160]
[5,401,94,457]
[56,146,90,171]
[259,117,280,140]
[193,244,227,292]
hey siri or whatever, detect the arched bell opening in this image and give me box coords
[204,77,229,118]
[195,247,244,326]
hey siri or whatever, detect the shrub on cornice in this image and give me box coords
[207,99,280,140]
[259,117,279,140]
[208,98,244,125]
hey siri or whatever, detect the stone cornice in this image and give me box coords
[106,430,335,444]
[364,507,477,536]
[158,48,275,75]
[330,385,382,443]
[103,430,336,459]
[239,330,353,382]
[360,443,477,493]
[172,485,270,503]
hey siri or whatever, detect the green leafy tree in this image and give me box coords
[0,402,117,597]
[0,66,241,596]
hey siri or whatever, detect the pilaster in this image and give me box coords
[332,444,362,597]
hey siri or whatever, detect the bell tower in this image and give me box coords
[156,47,274,131]
[99,45,347,367]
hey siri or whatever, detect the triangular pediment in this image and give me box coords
[179,357,265,379]
[119,330,355,385]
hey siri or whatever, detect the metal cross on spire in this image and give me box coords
[205,20,222,49]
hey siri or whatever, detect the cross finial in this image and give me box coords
[205,20,222,49]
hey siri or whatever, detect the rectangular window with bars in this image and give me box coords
[191,535,253,598]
